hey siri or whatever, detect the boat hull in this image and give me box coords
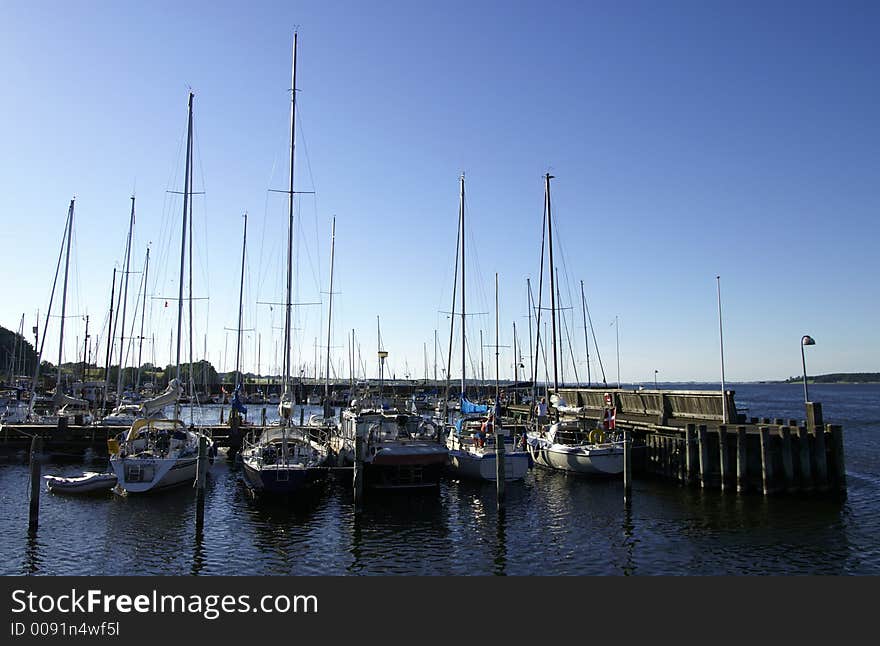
[110,456,199,493]
[447,449,530,481]
[44,473,117,494]
[527,441,623,476]
[241,461,326,494]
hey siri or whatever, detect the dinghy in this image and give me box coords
[44,472,117,494]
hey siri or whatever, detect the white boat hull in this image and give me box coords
[447,448,530,481]
[110,456,199,493]
[527,440,623,476]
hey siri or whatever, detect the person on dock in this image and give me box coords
[478,413,494,449]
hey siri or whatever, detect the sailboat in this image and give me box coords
[444,175,529,482]
[241,32,330,495]
[307,217,339,431]
[525,174,623,476]
[109,92,214,494]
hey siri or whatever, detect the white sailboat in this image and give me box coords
[241,32,330,495]
[444,175,529,482]
[109,92,213,493]
[525,174,623,476]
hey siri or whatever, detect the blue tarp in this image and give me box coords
[460,396,488,415]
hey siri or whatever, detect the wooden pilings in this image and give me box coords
[718,425,729,492]
[684,424,696,485]
[780,426,795,493]
[829,424,846,491]
[261,407,267,427]
[28,435,43,533]
[623,429,632,504]
[736,426,747,493]
[797,427,813,491]
[195,435,208,531]
[495,429,506,510]
[759,426,774,495]
[353,430,364,511]
[697,425,709,488]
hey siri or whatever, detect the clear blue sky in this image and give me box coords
[2,0,877,384]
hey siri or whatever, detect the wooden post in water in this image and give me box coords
[300,407,305,427]
[623,429,632,504]
[718,425,729,492]
[697,425,709,488]
[353,429,364,511]
[495,427,506,509]
[780,426,795,493]
[796,427,813,492]
[759,426,774,495]
[814,423,828,492]
[261,407,266,427]
[736,426,747,493]
[195,435,208,531]
[685,424,696,485]
[219,407,225,424]
[28,435,43,533]
[829,424,846,491]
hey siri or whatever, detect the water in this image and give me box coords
[1,384,877,575]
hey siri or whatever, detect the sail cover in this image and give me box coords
[460,396,488,415]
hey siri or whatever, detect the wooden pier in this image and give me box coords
[508,388,847,495]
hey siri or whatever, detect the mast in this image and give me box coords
[81,315,89,382]
[580,280,591,387]
[56,199,75,395]
[545,173,559,394]
[282,32,298,406]
[555,267,565,387]
[443,179,462,420]
[527,278,535,412]
[174,91,194,421]
[135,247,150,393]
[459,174,466,401]
[234,214,248,391]
[116,196,135,403]
[324,216,336,416]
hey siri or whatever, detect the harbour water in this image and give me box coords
[1,383,877,575]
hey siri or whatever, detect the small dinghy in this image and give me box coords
[44,472,118,494]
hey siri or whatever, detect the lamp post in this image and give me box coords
[801,335,815,404]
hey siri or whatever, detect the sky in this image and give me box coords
[1,0,877,385]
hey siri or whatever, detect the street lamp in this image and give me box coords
[801,335,816,404]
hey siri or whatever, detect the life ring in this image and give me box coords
[589,429,606,444]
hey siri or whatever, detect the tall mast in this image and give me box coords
[545,173,559,393]
[135,246,150,393]
[56,199,75,394]
[443,180,462,419]
[175,92,194,421]
[527,278,536,411]
[459,174,466,400]
[324,216,336,415]
[116,196,135,402]
[234,214,248,390]
[282,32,298,399]
[513,321,518,386]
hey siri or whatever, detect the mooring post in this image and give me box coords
[759,426,774,495]
[195,435,208,531]
[685,423,696,485]
[353,429,364,511]
[796,426,814,492]
[780,426,795,493]
[495,427,506,510]
[814,423,828,492]
[697,424,709,488]
[829,424,846,491]
[718,425,729,491]
[219,407,225,424]
[300,407,305,426]
[623,429,632,503]
[28,435,43,533]
[736,426,747,493]
[261,407,266,427]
